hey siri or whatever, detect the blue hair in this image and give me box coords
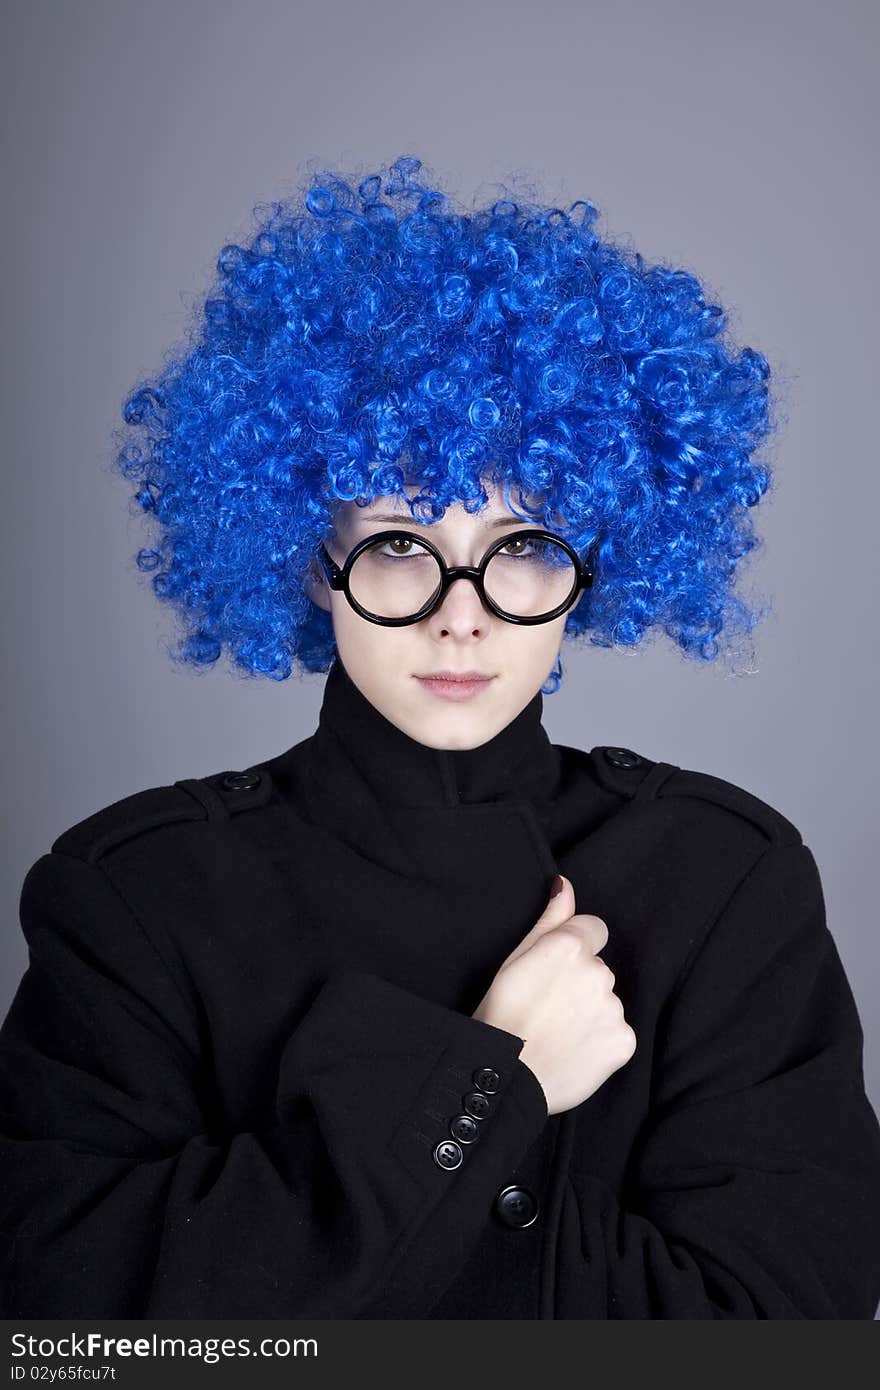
[111,153,785,688]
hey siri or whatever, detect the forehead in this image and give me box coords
[334,479,541,531]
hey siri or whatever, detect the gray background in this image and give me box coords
[3,0,878,1213]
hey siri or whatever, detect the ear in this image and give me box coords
[304,556,331,612]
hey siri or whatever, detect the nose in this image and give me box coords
[427,573,492,633]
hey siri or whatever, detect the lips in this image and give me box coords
[416,672,492,682]
[414,673,497,702]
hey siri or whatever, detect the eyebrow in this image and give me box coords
[352,513,534,529]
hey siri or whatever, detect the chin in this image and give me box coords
[420,711,499,751]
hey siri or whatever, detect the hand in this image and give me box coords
[472,875,637,1115]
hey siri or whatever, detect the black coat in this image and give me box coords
[2,656,879,1319]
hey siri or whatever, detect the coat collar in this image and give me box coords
[261,655,621,1008]
[306,655,562,812]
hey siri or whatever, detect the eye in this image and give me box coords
[497,535,537,558]
[376,536,429,559]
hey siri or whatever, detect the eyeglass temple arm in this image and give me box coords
[317,544,346,589]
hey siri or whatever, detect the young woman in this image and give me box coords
[2,155,879,1320]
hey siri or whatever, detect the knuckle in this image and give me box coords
[576,912,607,933]
[552,922,585,952]
[590,917,610,947]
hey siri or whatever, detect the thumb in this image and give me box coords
[500,873,575,969]
[542,872,575,924]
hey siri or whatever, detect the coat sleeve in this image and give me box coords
[555,840,880,1319]
[0,850,549,1318]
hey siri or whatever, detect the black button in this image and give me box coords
[222,770,261,790]
[473,1067,501,1093]
[463,1092,491,1120]
[433,1140,463,1170]
[603,747,642,770]
[449,1114,479,1144]
[495,1185,539,1228]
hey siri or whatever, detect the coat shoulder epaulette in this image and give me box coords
[587,744,803,848]
[50,763,275,865]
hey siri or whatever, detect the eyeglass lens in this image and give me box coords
[346,534,578,621]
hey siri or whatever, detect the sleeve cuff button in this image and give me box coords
[450,1114,479,1144]
[473,1067,501,1093]
[463,1091,491,1119]
[433,1140,464,1170]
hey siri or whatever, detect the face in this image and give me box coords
[305,480,584,750]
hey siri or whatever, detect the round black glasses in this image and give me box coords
[315,528,595,627]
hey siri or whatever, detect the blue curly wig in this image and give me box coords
[111,153,785,692]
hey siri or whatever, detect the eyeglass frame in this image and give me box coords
[315,527,595,627]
